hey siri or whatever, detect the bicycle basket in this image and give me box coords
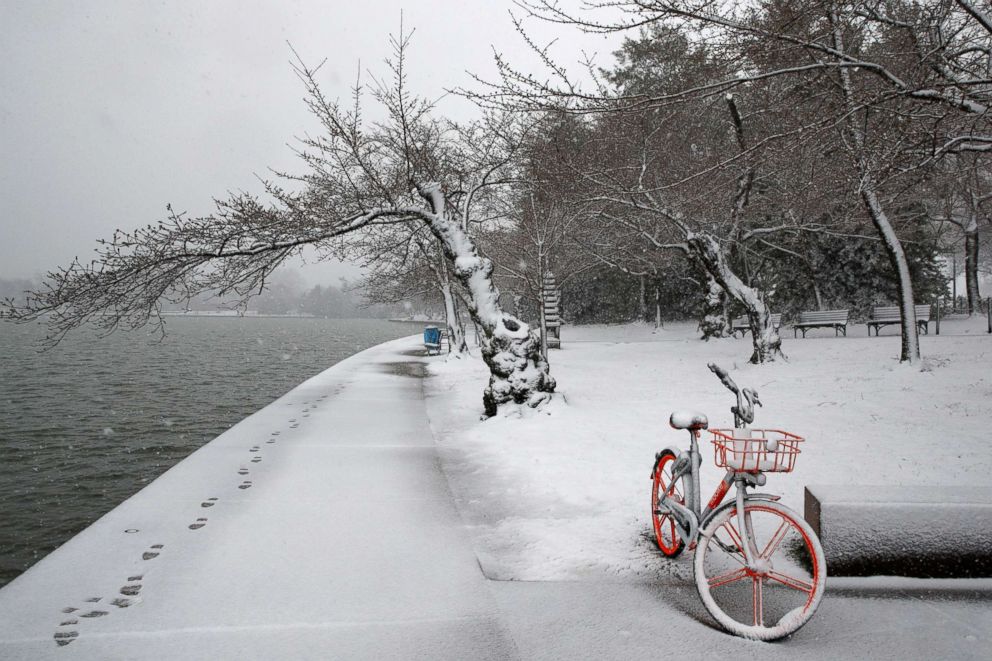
[709,429,804,473]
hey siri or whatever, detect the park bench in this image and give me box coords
[867,304,932,336]
[805,485,992,577]
[792,309,849,338]
[730,313,782,338]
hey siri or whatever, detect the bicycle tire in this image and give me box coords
[693,500,826,640]
[651,451,686,557]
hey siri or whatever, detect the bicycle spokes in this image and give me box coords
[707,567,749,588]
[752,577,763,627]
[760,520,791,560]
[695,502,826,640]
[765,570,816,594]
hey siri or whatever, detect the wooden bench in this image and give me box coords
[867,304,931,336]
[730,313,782,338]
[792,309,849,337]
[805,485,992,577]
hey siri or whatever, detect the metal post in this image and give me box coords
[987,297,991,334]
[935,297,941,335]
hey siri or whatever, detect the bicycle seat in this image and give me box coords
[670,410,709,431]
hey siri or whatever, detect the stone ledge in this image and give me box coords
[804,485,992,578]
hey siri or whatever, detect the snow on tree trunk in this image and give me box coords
[419,184,555,416]
[699,274,731,340]
[439,277,468,354]
[861,186,920,363]
[964,217,980,315]
[688,233,782,363]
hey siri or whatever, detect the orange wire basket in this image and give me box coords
[709,429,804,473]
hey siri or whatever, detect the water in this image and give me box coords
[0,317,424,588]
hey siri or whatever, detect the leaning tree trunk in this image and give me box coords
[964,216,980,315]
[861,186,920,363]
[829,8,918,363]
[419,184,555,416]
[699,273,731,340]
[688,233,782,363]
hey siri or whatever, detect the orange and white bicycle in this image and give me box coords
[650,363,826,640]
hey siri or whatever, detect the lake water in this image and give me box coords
[0,317,425,588]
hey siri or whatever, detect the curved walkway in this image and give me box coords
[0,336,516,660]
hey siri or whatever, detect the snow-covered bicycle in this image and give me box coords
[650,363,826,640]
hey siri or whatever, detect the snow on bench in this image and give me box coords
[792,309,849,338]
[804,485,992,577]
[867,304,932,336]
[730,313,782,338]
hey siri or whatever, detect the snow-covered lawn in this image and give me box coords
[423,318,992,581]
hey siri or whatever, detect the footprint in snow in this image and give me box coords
[238,469,249,476]
[143,544,164,561]
[251,457,261,463]
[54,567,152,647]
[202,497,218,508]
[53,630,79,647]
[239,481,253,490]
[79,610,107,618]
[189,517,207,530]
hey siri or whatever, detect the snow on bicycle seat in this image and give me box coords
[670,410,709,430]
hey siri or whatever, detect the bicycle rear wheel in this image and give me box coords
[693,500,825,640]
[651,451,686,557]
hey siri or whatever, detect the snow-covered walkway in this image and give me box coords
[0,336,515,660]
[0,332,989,659]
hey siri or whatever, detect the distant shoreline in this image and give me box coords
[158,311,413,320]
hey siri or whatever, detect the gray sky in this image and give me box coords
[0,0,621,286]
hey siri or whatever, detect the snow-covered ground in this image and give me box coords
[1,326,988,658]
[424,318,992,582]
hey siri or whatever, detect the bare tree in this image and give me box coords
[2,31,555,417]
[932,153,991,313]
[485,0,992,363]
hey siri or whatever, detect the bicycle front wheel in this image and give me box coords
[651,451,686,557]
[693,500,826,640]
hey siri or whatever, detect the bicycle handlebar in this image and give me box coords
[707,362,761,428]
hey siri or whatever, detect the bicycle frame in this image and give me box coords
[654,428,779,552]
